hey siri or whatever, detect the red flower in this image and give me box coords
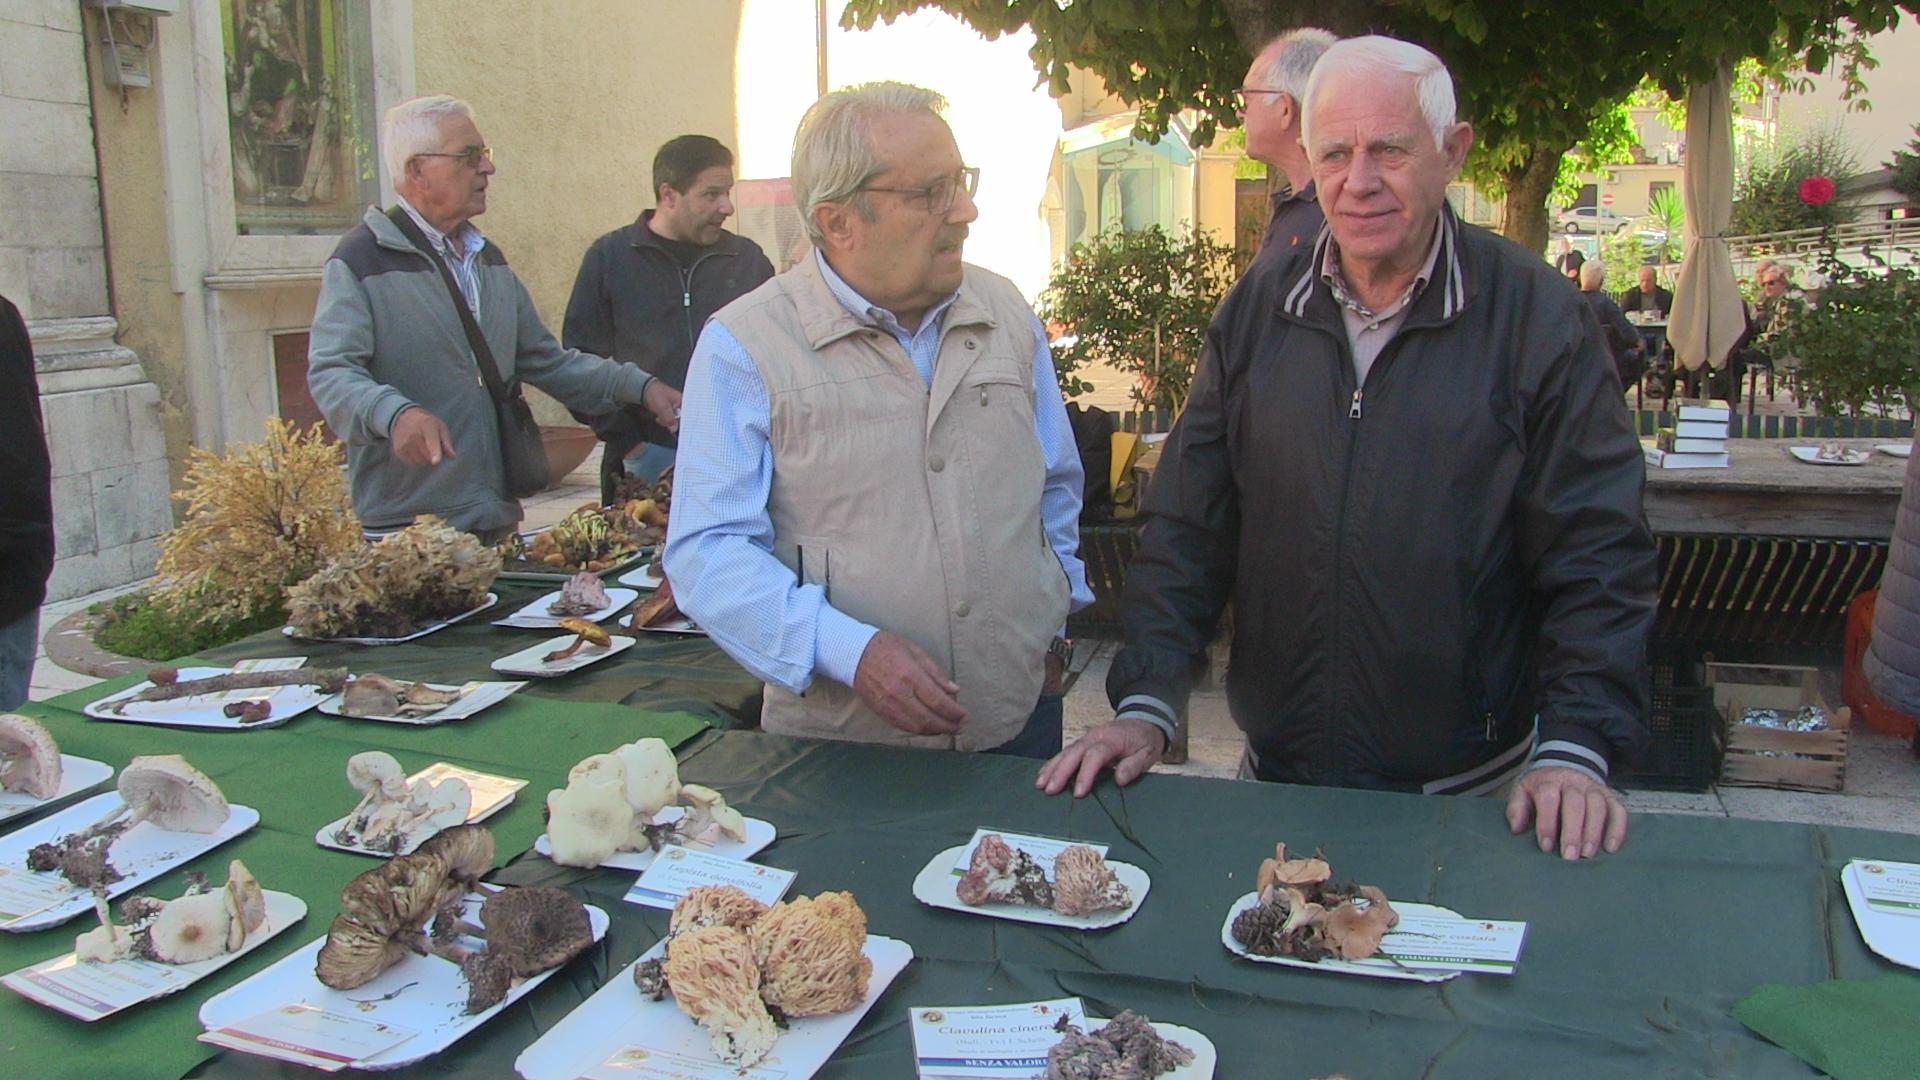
[1798,175,1837,207]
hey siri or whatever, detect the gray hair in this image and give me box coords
[791,81,947,246]
[1255,27,1338,99]
[1301,35,1457,154]
[382,94,475,191]
[1579,260,1607,290]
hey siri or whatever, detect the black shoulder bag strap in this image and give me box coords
[385,205,550,497]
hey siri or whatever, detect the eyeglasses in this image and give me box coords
[414,145,494,169]
[1233,86,1287,110]
[858,166,980,214]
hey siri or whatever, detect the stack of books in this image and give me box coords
[1643,400,1731,469]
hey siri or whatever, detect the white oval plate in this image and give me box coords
[315,781,522,859]
[199,898,609,1071]
[615,563,662,590]
[0,755,115,826]
[911,844,1150,930]
[84,664,331,730]
[490,633,636,677]
[533,813,776,871]
[492,588,638,629]
[1787,445,1870,466]
[3,890,307,1021]
[0,793,261,932]
[1220,891,1461,983]
[282,594,499,645]
[513,934,911,1080]
[316,681,526,726]
[1876,443,1912,459]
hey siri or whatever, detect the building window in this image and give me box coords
[1061,136,1193,249]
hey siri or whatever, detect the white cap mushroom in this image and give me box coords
[116,755,230,833]
[74,923,134,963]
[223,860,267,951]
[417,777,472,831]
[678,784,748,843]
[0,713,62,800]
[566,752,625,788]
[545,772,632,868]
[613,738,681,817]
[147,892,233,963]
[347,751,408,801]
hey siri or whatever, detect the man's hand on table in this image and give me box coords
[852,631,966,736]
[1036,719,1167,798]
[644,379,683,435]
[1506,765,1629,860]
[390,406,457,466]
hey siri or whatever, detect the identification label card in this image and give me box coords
[198,1002,419,1072]
[4,951,195,1021]
[0,863,74,924]
[1379,914,1529,975]
[910,998,1086,1079]
[1851,859,1920,918]
[578,1045,791,1079]
[623,846,794,910]
[950,829,1109,878]
[429,681,525,720]
[409,762,527,819]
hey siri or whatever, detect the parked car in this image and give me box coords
[1557,206,1634,234]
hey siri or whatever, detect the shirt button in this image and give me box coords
[964,339,977,350]
[954,601,971,618]
[929,455,946,472]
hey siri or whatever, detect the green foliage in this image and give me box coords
[1889,124,1920,202]
[1647,187,1686,263]
[90,591,285,663]
[1037,225,1235,413]
[1730,124,1861,236]
[1597,231,1651,297]
[1776,252,1920,416]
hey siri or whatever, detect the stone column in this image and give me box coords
[0,0,174,601]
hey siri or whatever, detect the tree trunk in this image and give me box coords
[1500,148,1563,253]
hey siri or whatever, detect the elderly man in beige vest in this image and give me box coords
[664,82,1093,755]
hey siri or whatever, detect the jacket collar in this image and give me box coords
[779,248,999,351]
[628,209,745,259]
[365,203,496,262]
[1280,204,1471,330]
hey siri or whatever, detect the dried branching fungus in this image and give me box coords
[73,859,269,966]
[542,619,611,663]
[0,713,62,800]
[543,741,745,867]
[1045,1010,1195,1080]
[1231,842,1399,963]
[330,751,472,852]
[955,835,1132,916]
[286,516,500,639]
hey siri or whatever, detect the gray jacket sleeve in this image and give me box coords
[308,258,415,445]
[508,273,653,415]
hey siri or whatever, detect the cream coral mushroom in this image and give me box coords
[749,891,872,1017]
[613,738,680,817]
[545,772,632,868]
[677,785,747,844]
[670,885,768,935]
[1051,846,1132,917]
[147,892,232,964]
[0,713,61,800]
[662,924,780,1067]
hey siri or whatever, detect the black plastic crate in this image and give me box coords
[1615,679,1722,793]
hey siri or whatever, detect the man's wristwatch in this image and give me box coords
[1047,636,1075,669]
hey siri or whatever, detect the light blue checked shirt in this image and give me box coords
[666,250,1092,694]
[397,197,485,317]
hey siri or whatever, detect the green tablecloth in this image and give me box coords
[162,730,1920,1078]
[0,675,710,1079]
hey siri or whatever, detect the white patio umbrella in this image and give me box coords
[1668,63,1749,379]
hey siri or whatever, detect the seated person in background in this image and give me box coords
[1620,266,1672,319]
[1578,261,1645,388]
[1726,262,1799,396]
[1553,236,1584,281]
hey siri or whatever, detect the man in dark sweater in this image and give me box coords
[565,136,775,502]
[1241,28,1337,263]
[0,294,53,708]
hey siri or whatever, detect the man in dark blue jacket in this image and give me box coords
[565,136,775,502]
[0,294,53,709]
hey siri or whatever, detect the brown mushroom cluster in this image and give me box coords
[1230,842,1399,963]
[956,834,1131,917]
[314,826,595,1013]
[287,516,500,639]
[635,885,873,1068]
[339,674,464,719]
[1045,1010,1195,1080]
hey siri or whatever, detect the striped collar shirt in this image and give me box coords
[1318,218,1445,386]
[397,197,486,318]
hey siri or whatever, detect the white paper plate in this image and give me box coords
[200,897,610,1071]
[491,633,637,677]
[1787,445,1870,466]
[316,681,526,726]
[492,588,639,629]
[84,665,332,730]
[314,764,525,858]
[911,844,1150,930]
[3,890,307,1021]
[1219,892,1461,983]
[1877,443,1913,459]
[0,793,261,932]
[615,563,662,590]
[282,594,499,645]
[0,755,115,826]
[627,616,706,637]
[1841,860,1920,970]
[533,814,776,871]
[513,934,912,1080]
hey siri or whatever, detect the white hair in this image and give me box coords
[791,81,947,247]
[1256,27,1338,99]
[1300,35,1457,154]
[1580,260,1607,289]
[382,94,475,192]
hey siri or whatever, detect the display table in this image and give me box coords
[1643,437,1906,541]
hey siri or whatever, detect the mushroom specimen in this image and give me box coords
[547,572,612,617]
[748,891,872,1017]
[661,925,781,1066]
[107,667,348,713]
[625,577,682,630]
[339,675,465,719]
[543,740,747,867]
[1050,845,1132,917]
[0,713,62,800]
[542,618,612,663]
[955,833,1054,908]
[1045,1010,1195,1080]
[287,516,500,639]
[1230,842,1400,963]
[27,755,230,882]
[424,885,595,1012]
[331,751,472,852]
[315,851,450,989]
[72,860,269,966]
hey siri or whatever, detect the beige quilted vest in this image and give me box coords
[712,254,1069,749]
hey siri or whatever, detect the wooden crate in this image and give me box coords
[1708,662,1851,792]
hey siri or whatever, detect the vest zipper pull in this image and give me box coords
[1485,712,1496,741]
[683,290,692,308]
[1349,389,1363,419]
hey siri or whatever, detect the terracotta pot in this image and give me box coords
[539,425,599,489]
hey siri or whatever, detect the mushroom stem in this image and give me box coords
[89,888,114,935]
[542,636,589,663]
[83,800,132,835]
